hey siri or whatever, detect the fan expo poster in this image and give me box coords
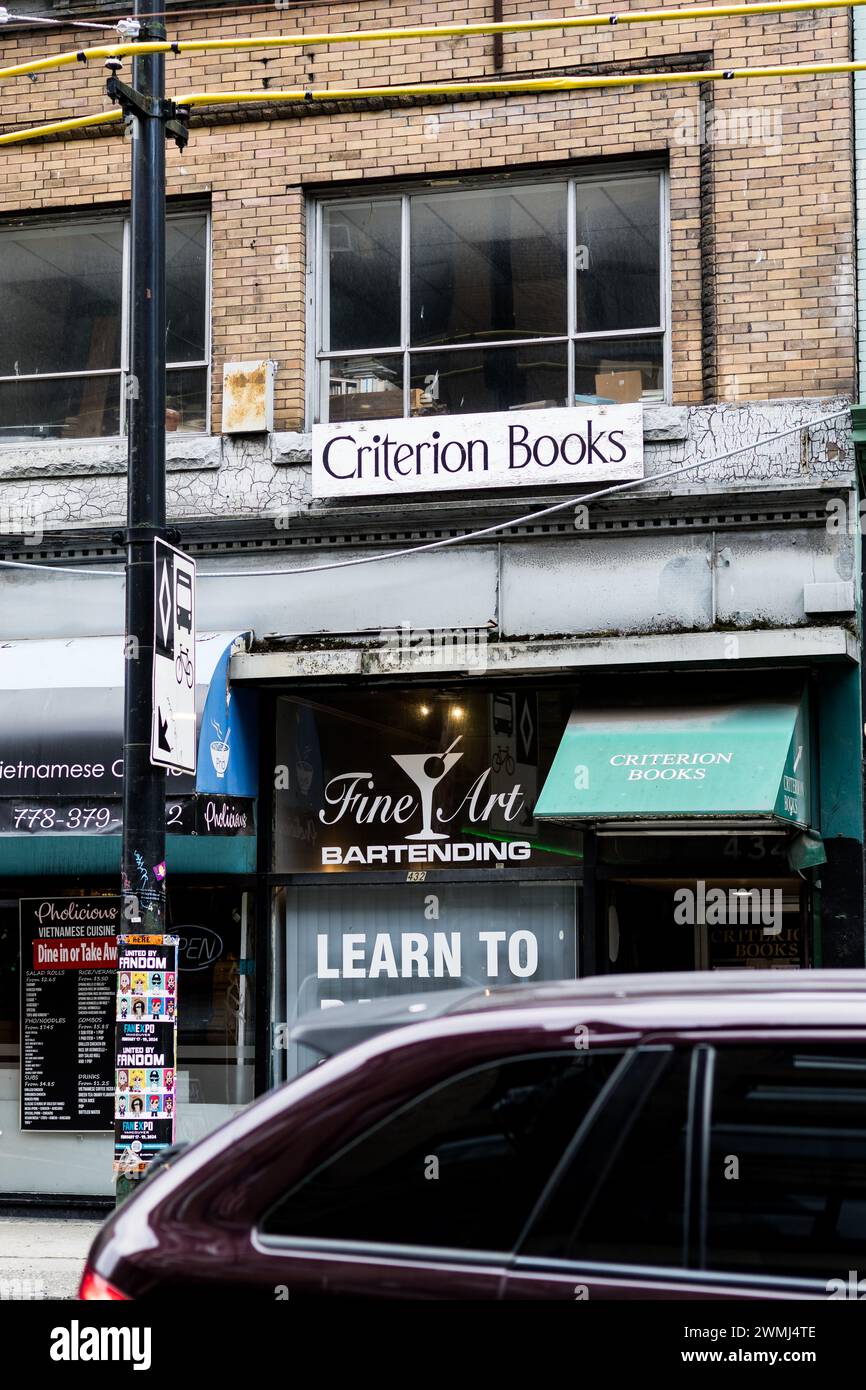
[114,935,178,1175]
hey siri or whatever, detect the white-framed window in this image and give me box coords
[0,207,211,443]
[310,167,668,425]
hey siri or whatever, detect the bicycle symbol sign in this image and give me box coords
[150,538,197,774]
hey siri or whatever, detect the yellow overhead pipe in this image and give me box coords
[178,62,866,104]
[0,0,866,85]
[0,108,123,142]
[2,58,865,146]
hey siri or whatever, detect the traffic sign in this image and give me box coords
[150,538,197,773]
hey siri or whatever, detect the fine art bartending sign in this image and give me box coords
[114,935,178,1176]
[20,896,119,1132]
[312,404,644,500]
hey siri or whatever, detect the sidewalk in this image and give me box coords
[0,1209,106,1300]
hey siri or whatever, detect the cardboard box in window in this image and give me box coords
[594,369,644,404]
[328,388,404,422]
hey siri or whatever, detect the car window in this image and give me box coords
[260,1050,624,1254]
[704,1044,866,1280]
[520,1048,693,1267]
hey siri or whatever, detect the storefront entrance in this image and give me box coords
[601,877,806,973]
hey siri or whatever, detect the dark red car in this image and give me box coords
[81,970,866,1300]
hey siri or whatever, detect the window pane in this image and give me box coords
[410,186,567,348]
[166,214,208,363]
[571,1050,690,1264]
[410,342,567,416]
[706,1046,866,1279]
[324,201,402,352]
[574,335,663,403]
[166,367,208,433]
[170,886,256,1119]
[525,1049,691,1265]
[325,353,404,422]
[574,177,661,332]
[0,375,120,441]
[0,223,123,376]
[262,1053,622,1252]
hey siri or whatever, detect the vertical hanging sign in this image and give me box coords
[150,536,197,773]
[114,934,178,1177]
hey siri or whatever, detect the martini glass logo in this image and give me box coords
[392,737,463,841]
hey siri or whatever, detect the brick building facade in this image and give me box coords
[0,2,863,1198]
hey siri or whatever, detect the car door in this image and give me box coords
[502,1045,703,1299]
[251,1048,626,1298]
[503,1037,866,1299]
[694,1036,866,1299]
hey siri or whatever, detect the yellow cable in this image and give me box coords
[0,108,123,142]
[178,62,866,104]
[3,58,866,145]
[0,0,865,85]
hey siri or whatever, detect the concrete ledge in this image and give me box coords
[231,625,858,681]
[0,435,222,480]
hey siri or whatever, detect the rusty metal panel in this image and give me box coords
[221,360,276,434]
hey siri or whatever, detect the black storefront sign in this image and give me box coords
[273,688,583,873]
[0,794,255,837]
[19,896,119,1132]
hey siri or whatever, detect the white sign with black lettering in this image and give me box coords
[312,404,644,499]
[150,538,196,774]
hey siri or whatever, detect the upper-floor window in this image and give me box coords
[0,209,209,443]
[313,170,666,424]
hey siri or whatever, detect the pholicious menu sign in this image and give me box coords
[20,897,119,1132]
[114,935,178,1175]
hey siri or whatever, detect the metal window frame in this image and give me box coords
[309,166,671,426]
[0,207,212,446]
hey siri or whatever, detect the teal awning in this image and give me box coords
[0,832,257,878]
[535,689,812,828]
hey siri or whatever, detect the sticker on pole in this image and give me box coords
[150,537,196,773]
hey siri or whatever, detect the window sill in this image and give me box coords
[0,408,689,482]
[0,434,221,480]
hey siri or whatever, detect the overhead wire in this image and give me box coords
[0,411,849,580]
[0,11,117,29]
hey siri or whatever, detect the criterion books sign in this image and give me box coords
[114,934,178,1176]
[312,403,643,500]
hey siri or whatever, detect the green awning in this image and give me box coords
[0,833,256,877]
[535,689,812,828]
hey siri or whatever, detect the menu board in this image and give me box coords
[114,935,179,1175]
[19,896,119,1132]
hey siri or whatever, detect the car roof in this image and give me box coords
[451,969,866,1010]
[292,970,866,1058]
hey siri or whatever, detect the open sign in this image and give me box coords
[176,924,223,972]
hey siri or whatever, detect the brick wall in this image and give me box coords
[0,0,856,432]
